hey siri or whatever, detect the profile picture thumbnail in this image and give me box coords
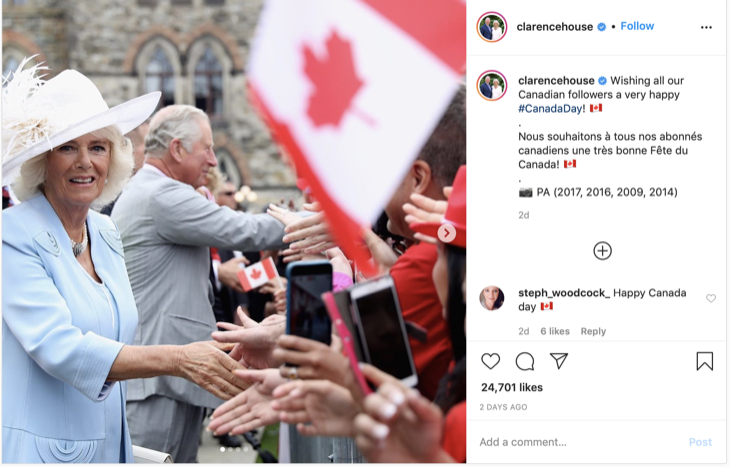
[480,286,504,311]
[477,12,507,42]
[477,70,507,101]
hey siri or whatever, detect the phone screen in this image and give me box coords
[354,288,413,380]
[289,270,332,345]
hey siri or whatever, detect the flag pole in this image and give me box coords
[271,257,285,290]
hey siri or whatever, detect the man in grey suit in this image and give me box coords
[112,105,289,462]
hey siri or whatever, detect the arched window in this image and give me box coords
[2,45,35,88]
[134,37,181,108]
[215,149,242,188]
[194,46,223,117]
[145,46,175,109]
[2,56,20,84]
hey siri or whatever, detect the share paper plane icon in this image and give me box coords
[550,353,568,370]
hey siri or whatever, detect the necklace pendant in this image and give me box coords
[72,242,85,257]
[71,222,88,257]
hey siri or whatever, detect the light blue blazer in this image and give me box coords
[2,194,139,463]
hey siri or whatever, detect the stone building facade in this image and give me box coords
[2,0,299,210]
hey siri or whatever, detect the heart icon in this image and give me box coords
[707,294,716,303]
[481,353,500,370]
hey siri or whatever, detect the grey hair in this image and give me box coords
[144,105,209,159]
[13,125,134,210]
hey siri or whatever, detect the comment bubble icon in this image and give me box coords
[516,352,535,371]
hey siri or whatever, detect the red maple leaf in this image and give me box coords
[303,30,364,127]
[250,268,262,280]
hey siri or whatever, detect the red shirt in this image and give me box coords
[442,401,467,462]
[390,242,452,400]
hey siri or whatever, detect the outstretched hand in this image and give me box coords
[278,202,337,254]
[402,190,450,244]
[173,341,248,401]
[212,308,285,369]
[272,334,351,386]
[352,364,453,463]
[360,229,398,273]
[272,379,360,437]
[208,369,286,435]
[326,247,353,278]
[267,204,302,228]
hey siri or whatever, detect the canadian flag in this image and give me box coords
[237,257,279,292]
[541,302,553,310]
[590,104,602,112]
[564,160,576,168]
[247,0,465,274]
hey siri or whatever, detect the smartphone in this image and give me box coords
[322,291,373,395]
[349,276,418,387]
[285,261,333,346]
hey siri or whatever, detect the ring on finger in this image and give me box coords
[287,366,299,380]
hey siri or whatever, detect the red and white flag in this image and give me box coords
[590,104,602,112]
[247,0,465,274]
[564,160,576,168]
[541,302,553,311]
[237,257,279,292]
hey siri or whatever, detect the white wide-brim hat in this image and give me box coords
[2,57,161,186]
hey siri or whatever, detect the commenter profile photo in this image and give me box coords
[477,70,507,101]
[477,12,507,42]
[480,286,504,311]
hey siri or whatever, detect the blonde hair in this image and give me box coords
[13,125,134,210]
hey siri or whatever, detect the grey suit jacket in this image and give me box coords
[112,166,286,408]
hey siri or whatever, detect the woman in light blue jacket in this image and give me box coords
[2,61,246,463]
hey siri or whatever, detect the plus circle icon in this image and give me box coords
[593,241,612,260]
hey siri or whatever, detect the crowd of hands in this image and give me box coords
[174,189,455,463]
